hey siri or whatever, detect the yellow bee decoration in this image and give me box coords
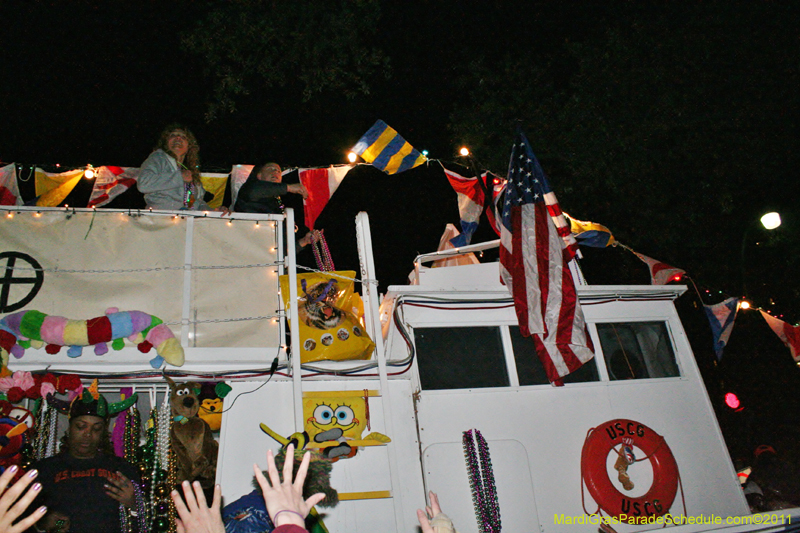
[259,390,390,461]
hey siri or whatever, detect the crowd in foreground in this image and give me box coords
[0,444,457,533]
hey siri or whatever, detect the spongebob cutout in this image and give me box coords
[259,390,390,462]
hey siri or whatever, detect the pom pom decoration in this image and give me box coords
[0,309,185,368]
[6,388,24,403]
[0,371,83,404]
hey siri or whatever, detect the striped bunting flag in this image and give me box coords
[760,311,800,362]
[352,120,427,175]
[703,297,740,361]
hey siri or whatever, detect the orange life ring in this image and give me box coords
[581,419,679,519]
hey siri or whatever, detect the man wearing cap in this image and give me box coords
[33,383,142,533]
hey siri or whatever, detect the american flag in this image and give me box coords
[499,131,594,385]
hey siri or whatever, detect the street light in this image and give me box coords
[740,211,782,295]
[760,212,781,230]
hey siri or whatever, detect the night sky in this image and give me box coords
[3,1,800,466]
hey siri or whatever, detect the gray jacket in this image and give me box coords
[137,149,210,210]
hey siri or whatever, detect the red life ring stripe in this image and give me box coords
[581,419,679,519]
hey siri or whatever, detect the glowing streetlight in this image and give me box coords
[760,212,781,230]
[459,147,470,157]
[347,152,358,163]
[84,166,95,179]
[741,211,782,296]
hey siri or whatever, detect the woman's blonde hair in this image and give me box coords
[156,123,201,183]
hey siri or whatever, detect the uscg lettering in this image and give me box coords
[604,421,645,441]
[621,498,662,517]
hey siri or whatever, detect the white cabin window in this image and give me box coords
[596,322,680,380]
[508,326,600,385]
[414,327,510,390]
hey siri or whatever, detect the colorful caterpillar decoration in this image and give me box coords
[0,308,184,369]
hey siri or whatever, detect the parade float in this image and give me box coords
[0,124,798,532]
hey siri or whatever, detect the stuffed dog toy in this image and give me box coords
[165,376,218,492]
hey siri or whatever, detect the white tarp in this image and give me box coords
[0,210,281,352]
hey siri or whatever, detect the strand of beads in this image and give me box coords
[166,421,178,533]
[475,430,501,532]
[46,403,58,457]
[123,405,142,463]
[462,429,501,533]
[141,410,159,531]
[311,232,335,271]
[33,403,50,460]
[463,430,485,532]
[150,393,174,532]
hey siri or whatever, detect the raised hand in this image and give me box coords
[0,466,47,533]
[253,444,325,528]
[170,480,224,533]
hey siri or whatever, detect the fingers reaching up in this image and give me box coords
[170,481,224,533]
[0,466,47,533]
[253,444,325,528]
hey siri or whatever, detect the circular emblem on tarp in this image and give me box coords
[0,252,44,312]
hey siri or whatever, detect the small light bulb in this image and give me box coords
[84,168,95,179]
[459,147,470,156]
[740,301,751,310]
[347,152,357,163]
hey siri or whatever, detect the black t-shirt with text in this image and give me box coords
[34,453,141,533]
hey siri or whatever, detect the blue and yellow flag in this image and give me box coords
[564,213,615,247]
[352,120,427,175]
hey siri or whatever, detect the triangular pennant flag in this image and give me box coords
[35,167,85,207]
[199,172,230,209]
[441,163,485,247]
[703,297,740,361]
[0,163,23,206]
[634,253,686,285]
[88,166,139,208]
[564,213,615,247]
[299,165,350,229]
[760,311,800,362]
[230,164,255,208]
[351,120,427,175]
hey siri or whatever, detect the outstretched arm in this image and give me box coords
[253,444,325,530]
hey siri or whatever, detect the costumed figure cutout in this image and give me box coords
[165,376,218,495]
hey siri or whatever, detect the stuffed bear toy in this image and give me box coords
[165,376,218,493]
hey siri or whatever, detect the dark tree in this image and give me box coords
[182,0,390,121]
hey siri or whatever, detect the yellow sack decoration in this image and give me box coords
[279,271,375,363]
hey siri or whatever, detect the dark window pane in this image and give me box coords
[415,327,509,390]
[509,326,599,385]
[596,322,680,381]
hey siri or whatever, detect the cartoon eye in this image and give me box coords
[313,405,334,425]
[9,408,33,427]
[177,389,189,396]
[333,406,354,425]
